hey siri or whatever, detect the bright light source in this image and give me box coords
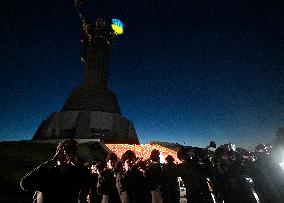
[279,162,284,171]
[245,177,253,183]
[159,153,165,164]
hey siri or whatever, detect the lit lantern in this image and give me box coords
[111,18,124,35]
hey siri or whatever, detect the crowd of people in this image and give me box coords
[20,139,284,203]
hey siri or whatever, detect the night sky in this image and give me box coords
[1,0,283,150]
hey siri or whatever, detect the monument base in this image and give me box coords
[33,110,139,144]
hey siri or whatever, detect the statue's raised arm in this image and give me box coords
[74,0,92,63]
[74,0,87,24]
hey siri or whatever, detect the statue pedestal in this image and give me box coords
[33,110,139,144]
[61,84,121,114]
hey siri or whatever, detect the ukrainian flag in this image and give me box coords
[111,19,124,35]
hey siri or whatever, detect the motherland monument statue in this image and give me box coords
[33,0,139,144]
[75,0,115,86]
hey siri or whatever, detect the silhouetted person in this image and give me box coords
[212,147,256,203]
[116,150,150,203]
[20,139,91,203]
[87,160,103,203]
[97,153,121,203]
[144,149,165,203]
[177,147,210,203]
[163,155,179,203]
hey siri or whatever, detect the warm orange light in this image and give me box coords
[105,144,181,163]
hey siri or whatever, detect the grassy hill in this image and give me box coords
[0,140,108,202]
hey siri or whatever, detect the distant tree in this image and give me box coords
[276,127,284,146]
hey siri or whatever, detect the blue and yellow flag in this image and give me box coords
[111,19,124,35]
